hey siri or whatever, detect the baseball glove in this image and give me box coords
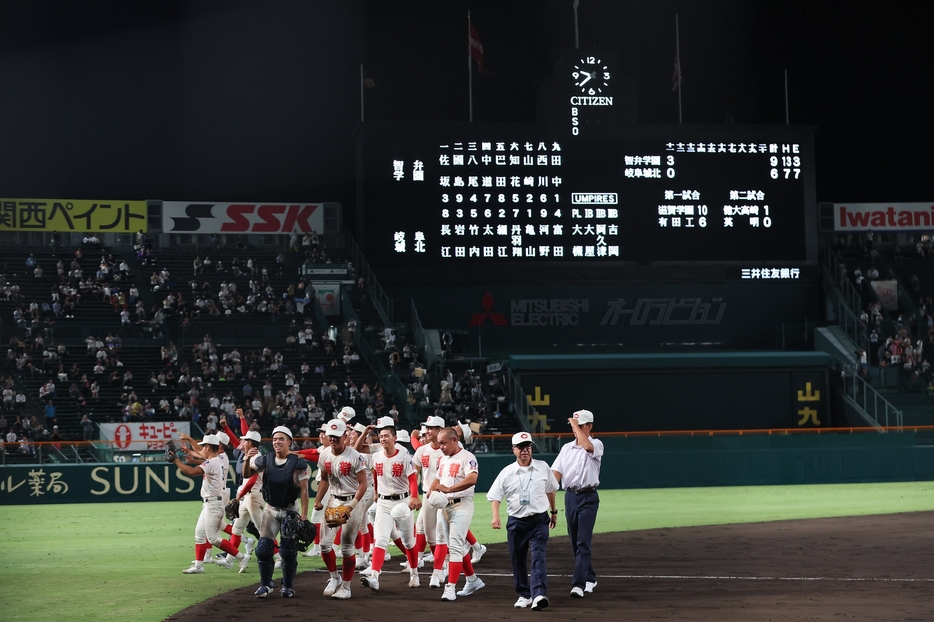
[324,504,352,527]
[164,440,178,462]
[224,498,240,521]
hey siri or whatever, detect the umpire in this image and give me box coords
[487,431,559,611]
[550,409,603,599]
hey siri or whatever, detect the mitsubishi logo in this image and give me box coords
[469,292,507,327]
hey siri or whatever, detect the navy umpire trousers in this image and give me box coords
[507,511,550,599]
[565,489,599,588]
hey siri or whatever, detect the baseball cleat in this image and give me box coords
[570,586,585,598]
[361,574,379,591]
[303,544,320,557]
[213,553,227,563]
[441,583,457,601]
[456,576,485,597]
[514,596,532,608]
[323,578,341,597]
[243,537,256,556]
[356,556,370,570]
[585,580,597,593]
[531,595,549,611]
[280,587,295,598]
[408,573,420,588]
[429,569,444,588]
[254,585,274,598]
[331,585,352,599]
[238,553,251,573]
[401,558,425,568]
[182,563,204,574]
[423,551,434,564]
[274,555,282,570]
[471,544,487,563]
[216,557,234,570]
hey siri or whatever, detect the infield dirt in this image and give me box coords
[167,511,933,621]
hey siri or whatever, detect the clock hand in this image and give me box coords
[579,72,592,86]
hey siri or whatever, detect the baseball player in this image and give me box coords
[302,424,330,558]
[222,430,264,571]
[242,425,310,598]
[173,434,250,574]
[216,412,262,567]
[417,422,488,565]
[347,421,377,569]
[314,418,368,600]
[412,416,447,586]
[429,427,484,601]
[354,417,421,590]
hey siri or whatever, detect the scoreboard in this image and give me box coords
[356,123,817,284]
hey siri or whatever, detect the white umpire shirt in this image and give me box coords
[487,458,558,518]
[550,437,604,490]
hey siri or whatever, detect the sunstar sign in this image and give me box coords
[835,203,934,231]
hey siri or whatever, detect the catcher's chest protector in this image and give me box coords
[260,454,305,508]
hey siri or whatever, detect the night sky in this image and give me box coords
[0,0,930,225]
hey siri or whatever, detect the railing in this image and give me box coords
[500,363,534,435]
[341,289,413,423]
[838,300,870,355]
[824,249,863,316]
[344,231,393,327]
[837,366,904,428]
[396,299,436,366]
[5,424,928,465]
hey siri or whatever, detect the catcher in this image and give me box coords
[314,418,368,600]
[242,426,310,598]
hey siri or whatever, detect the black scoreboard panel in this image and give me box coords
[356,123,817,284]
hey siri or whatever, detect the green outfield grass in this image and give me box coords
[2,481,933,621]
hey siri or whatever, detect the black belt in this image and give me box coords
[203,495,223,502]
[448,497,463,505]
[379,493,409,501]
[333,494,353,502]
[566,486,597,494]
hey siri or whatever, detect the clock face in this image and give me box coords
[572,57,610,95]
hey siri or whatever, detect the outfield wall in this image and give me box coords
[2,433,932,504]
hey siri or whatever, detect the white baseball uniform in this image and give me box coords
[371,445,417,552]
[413,442,446,545]
[317,446,368,557]
[436,448,478,563]
[195,452,229,548]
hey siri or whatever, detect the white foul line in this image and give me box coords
[310,569,934,583]
[606,573,934,583]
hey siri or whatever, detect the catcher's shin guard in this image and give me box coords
[256,537,276,587]
[279,537,298,588]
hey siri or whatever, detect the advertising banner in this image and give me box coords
[99,421,190,452]
[834,203,934,231]
[870,280,898,311]
[313,282,341,315]
[162,201,324,234]
[0,199,146,232]
[0,463,212,505]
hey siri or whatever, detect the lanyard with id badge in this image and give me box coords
[519,467,533,506]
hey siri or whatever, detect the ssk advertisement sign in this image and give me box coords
[163,201,324,234]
